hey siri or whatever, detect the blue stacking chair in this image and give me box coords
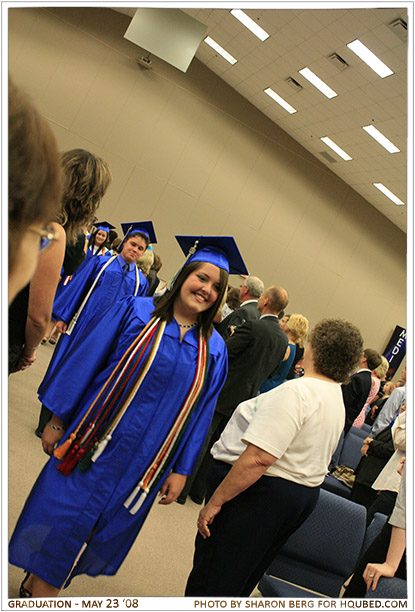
[258,489,367,598]
[351,425,369,439]
[365,577,407,598]
[361,423,372,434]
[322,429,364,499]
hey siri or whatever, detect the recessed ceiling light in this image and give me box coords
[204,36,237,65]
[347,39,394,78]
[230,9,270,41]
[320,137,352,161]
[362,125,400,153]
[264,88,297,114]
[298,67,337,99]
[373,183,405,205]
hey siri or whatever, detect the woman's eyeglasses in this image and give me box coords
[28,225,60,252]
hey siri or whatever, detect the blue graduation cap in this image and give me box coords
[175,235,248,276]
[95,221,115,234]
[120,221,157,244]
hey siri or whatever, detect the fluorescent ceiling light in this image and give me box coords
[264,88,297,114]
[347,39,394,78]
[298,67,337,99]
[362,125,400,153]
[320,137,352,161]
[204,36,237,65]
[373,183,405,205]
[230,9,269,41]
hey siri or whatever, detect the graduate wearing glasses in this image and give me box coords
[10,235,246,598]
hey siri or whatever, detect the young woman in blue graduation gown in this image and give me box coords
[9,243,232,597]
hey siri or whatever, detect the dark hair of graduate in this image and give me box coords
[152,261,228,339]
[124,231,150,248]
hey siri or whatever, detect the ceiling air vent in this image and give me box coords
[328,53,349,71]
[286,77,303,92]
[389,18,407,42]
[319,151,337,164]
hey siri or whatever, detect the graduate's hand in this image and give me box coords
[158,473,187,505]
[197,500,222,539]
[55,321,67,334]
[41,424,65,456]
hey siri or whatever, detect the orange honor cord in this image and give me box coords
[124,332,209,515]
[53,317,159,461]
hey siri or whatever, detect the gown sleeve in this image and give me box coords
[137,271,149,297]
[172,335,228,475]
[40,295,140,424]
[52,256,103,324]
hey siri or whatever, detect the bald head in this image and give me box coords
[258,286,289,315]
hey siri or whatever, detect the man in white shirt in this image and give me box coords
[371,384,406,437]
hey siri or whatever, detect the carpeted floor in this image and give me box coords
[8,342,211,598]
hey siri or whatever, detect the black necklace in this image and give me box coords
[178,322,198,329]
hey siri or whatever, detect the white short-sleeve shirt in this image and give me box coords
[212,377,345,487]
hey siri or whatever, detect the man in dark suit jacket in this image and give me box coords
[342,348,382,434]
[216,276,264,340]
[178,285,289,504]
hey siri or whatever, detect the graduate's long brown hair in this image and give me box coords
[152,262,228,339]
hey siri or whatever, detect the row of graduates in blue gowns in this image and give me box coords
[9,233,248,595]
[36,221,153,432]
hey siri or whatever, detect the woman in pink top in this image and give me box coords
[353,356,389,429]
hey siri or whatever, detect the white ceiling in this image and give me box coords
[113,6,408,233]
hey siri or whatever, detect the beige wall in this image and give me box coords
[9,6,406,354]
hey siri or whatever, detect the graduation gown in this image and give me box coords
[56,243,111,296]
[39,255,148,396]
[10,297,228,588]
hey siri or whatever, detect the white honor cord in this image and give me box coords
[66,255,117,336]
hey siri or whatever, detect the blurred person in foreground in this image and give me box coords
[8,76,62,305]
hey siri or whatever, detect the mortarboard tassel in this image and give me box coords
[54,433,76,460]
[166,240,199,291]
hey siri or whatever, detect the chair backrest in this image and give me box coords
[339,430,364,469]
[350,425,368,439]
[266,489,367,597]
[360,512,388,560]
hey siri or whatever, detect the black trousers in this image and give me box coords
[366,490,398,528]
[342,522,406,598]
[179,412,229,503]
[185,460,319,597]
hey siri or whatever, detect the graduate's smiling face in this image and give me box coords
[178,263,221,315]
[121,236,147,264]
[95,230,107,246]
